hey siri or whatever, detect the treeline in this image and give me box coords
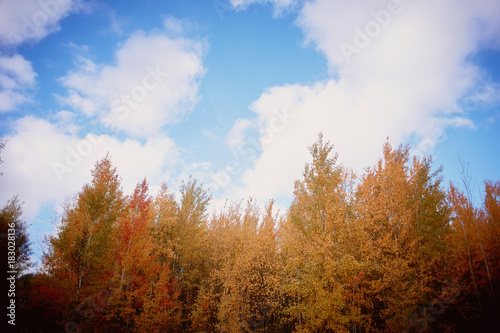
[14,135,500,332]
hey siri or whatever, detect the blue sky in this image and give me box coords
[0,0,499,266]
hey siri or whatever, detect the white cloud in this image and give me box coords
[202,128,217,140]
[0,0,87,47]
[59,29,206,137]
[0,116,179,221]
[51,110,79,135]
[56,89,98,116]
[163,16,193,36]
[225,118,255,151]
[222,0,500,205]
[0,1,89,113]
[105,11,128,36]
[0,54,36,86]
[0,53,37,112]
[0,90,30,112]
[230,0,300,16]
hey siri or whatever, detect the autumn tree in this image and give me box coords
[19,137,500,332]
[165,178,211,329]
[482,181,500,322]
[138,182,183,331]
[281,134,368,332]
[217,200,282,332]
[98,178,152,330]
[445,181,500,330]
[190,202,239,332]
[97,178,181,332]
[0,196,32,317]
[0,196,32,277]
[355,142,451,332]
[483,181,500,288]
[0,142,33,281]
[215,201,259,332]
[43,155,125,324]
[249,201,282,331]
[190,199,282,332]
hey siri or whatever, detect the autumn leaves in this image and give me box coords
[23,136,500,332]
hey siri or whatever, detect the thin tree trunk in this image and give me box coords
[471,209,498,310]
[73,226,94,319]
[460,160,498,311]
[120,205,139,291]
[459,220,483,317]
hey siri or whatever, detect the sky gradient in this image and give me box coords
[0,0,499,267]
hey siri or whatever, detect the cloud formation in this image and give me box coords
[225,118,255,152]
[230,0,299,16]
[0,115,178,220]
[0,0,86,47]
[0,12,205,225]
[59,28,206,137]
[0,54,37,112]
[225,0,500,204]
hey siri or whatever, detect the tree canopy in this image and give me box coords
[13,136,500,332]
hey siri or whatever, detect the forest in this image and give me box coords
[1,135,500,332]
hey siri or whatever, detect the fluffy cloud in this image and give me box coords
[0,115,178,220]
[225,118,255,152]
[0,0,86,47]
[163,16,193,36]
[0,0,89,113]
[59,28,206,137]
[56,89,98,116]
[0,53,37,112]
[225,0,500,204]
